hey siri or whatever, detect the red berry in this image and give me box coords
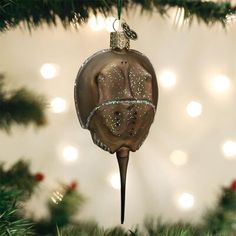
[69,181,78,190]
[35,173,44,182]
[231,180,236,191]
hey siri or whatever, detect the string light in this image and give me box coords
[159,70,176,88]
[222,140,236,159]
[50,97,66,113]
[88,15,106,31]
[178,192,194,209]
[109,173,120,190]
[170,150,188,166]
[62,146,78,162]
[40,63,58,79]
[186,101,202,118]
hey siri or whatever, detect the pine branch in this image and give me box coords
[58,222,132,236]
[35,183,85,235]
[48,187,85,227]
[57,220,230,236]
[0,0,235,32]
[0,74,47,131]
[0,167,234,236]
[0,160,44,235]
[143,218,197,236]
[0,187,34,236]
[0,160,40,199]
[201,187,236,235]
[0,159,235,236]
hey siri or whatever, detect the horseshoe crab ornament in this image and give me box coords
[74,23,158,224]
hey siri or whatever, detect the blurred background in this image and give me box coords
[1,7,236,229]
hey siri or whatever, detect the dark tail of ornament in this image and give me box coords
[116,148,129,224]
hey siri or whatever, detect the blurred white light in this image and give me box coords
[105,16,116,32]
[170,150,188,166]
[88,15,105,31]
[173,7,185,28]
[51,191,64,204]
[159,70,176,88]
[50,97,66,113]
[186,101,202,118]
[178,192,194,209]
[212,74,230,93]
[40,63,58,79]
[109,173,120,190]
[62,146,78,162]
[222,140,236,159]
[226,14,236,24]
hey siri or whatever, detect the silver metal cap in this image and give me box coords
[110,31,130,50]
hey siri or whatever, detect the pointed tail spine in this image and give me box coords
[116,148,129,224]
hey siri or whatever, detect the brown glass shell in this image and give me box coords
[74,48,158,154]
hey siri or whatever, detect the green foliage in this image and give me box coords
[57,219,234,236]
[149,0,233,26]
[0,160,39,235]
[59,222,133,236]
[2,159,236,236]
[0,160,39,199]
[56,187,236,236]
[143,218,196,236]
[35,185,85,235]
[0,0,235,32]
[0,74,47,131]
[49,187,85,227]
[0,187,34,236]
[201,188,236,235]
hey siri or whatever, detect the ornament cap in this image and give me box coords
[110,31,130,50]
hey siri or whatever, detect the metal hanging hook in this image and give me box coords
[112,18,126,32]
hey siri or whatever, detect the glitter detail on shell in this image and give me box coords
[97,61,153,102]
[100,103,152,137]
[74,49,110,127]
[83,99,156,129]
[92,132,111,152]
[129,64,153,100]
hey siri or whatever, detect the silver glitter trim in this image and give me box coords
[93,132,111,153]
[74,49,111,127]
[83,99,156,129]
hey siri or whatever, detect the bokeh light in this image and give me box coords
[172,7,186,28]
[109,173,120,190]
[40,63,58,79]
[88,15,106,31]
[62,146,78,162]
[105,16,116,32]
[51,191,64,204]
[186,101,202,118]
[222,140,236,159]
[178,192,194,209]
[212,74,230,93]
[159,70,176,88]
[50,97,66,113]
[170,150,188,166]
